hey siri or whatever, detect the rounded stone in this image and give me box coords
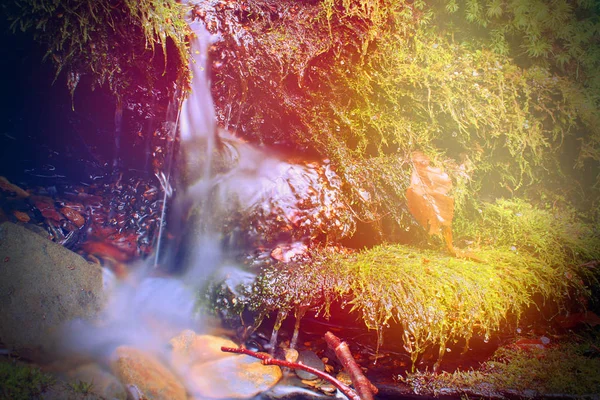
[0,222,105,360]
[110,346,186,400]
[295,351,324,381]
[187,354,282,399]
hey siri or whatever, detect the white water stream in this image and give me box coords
[61,6,221,384]
[59,5,352,397]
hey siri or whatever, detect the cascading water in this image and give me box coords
[57,4,354,398]
[59,5,221,381]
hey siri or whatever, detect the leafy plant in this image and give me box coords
[430,0,600,92]
[0,361,56,400]
[68,379,94,395]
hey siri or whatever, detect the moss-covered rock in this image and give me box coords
[216,200,600,369]
[403,334,600,397]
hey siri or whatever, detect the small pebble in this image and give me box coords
[320,383,336,394]
[295,350,325,380]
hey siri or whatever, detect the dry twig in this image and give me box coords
[325,331,378,400]
[221,346,361,400]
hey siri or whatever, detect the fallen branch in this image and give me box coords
[221,346,361,400]
[325,331,378,400]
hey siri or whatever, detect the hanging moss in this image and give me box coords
[3,0,190,99]
[314,25,600,229]
[201,0,600,241]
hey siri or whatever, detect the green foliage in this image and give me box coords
[312,21,600,229]
[321,0,431,53]
[204,0,599,238]
[455,198,600,267]
[404,334,600,396]
[68,379,94,395]
[431,0,600,92]
[3,0,190,98]
[0,361,56,400]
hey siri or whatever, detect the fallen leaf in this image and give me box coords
[13,210,30,223]
[81,240,132,262]
[271,242,307,262]
[0,176,29,198]
[405,151,455,254]
[60,206,85,228]
[33,197,65,222]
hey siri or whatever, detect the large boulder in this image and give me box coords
[0,222,106,359]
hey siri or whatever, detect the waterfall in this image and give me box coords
[59,10,221,367]
[170,11,224,287]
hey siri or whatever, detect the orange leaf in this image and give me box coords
[0,176,29,198]
[13,210,31,223]
[406,151,455,252]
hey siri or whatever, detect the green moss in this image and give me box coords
[313,23,600,229]
[4,0,190,99]
[209,1,600,239]
[430,0,600,93]
[455,199,600,279]
[403,334,600,396]
[0,360,56,400]
[243,200,600,369]
[68,379,94,395]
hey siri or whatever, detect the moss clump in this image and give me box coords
[455,198,600,268]
[3,0,190,99]
[244,201,599,369]
[403,334,600,397]
[205,0,600,241]
[430,0,600,93]
[0,360,56,400]
[318,27,600,227]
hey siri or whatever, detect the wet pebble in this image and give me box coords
[295,350,324,380]
[169,330,238,368]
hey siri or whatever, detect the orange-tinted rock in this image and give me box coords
[187,354,282,399]
[169,330,238,369]
[110,346,186,400]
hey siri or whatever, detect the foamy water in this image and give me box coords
[60,8,221,386]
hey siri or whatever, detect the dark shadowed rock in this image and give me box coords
[0,222,105,359]
[295,350,324,380]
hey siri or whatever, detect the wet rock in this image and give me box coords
[259,375,334,400]
[295,350,324,380]
[187,353,282,399]
[110,346,186,400]
[67,362,127,400]
[181,133,356,252]
[206,265,257,329]
[0,222,105,360]
[170,330,238,368]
